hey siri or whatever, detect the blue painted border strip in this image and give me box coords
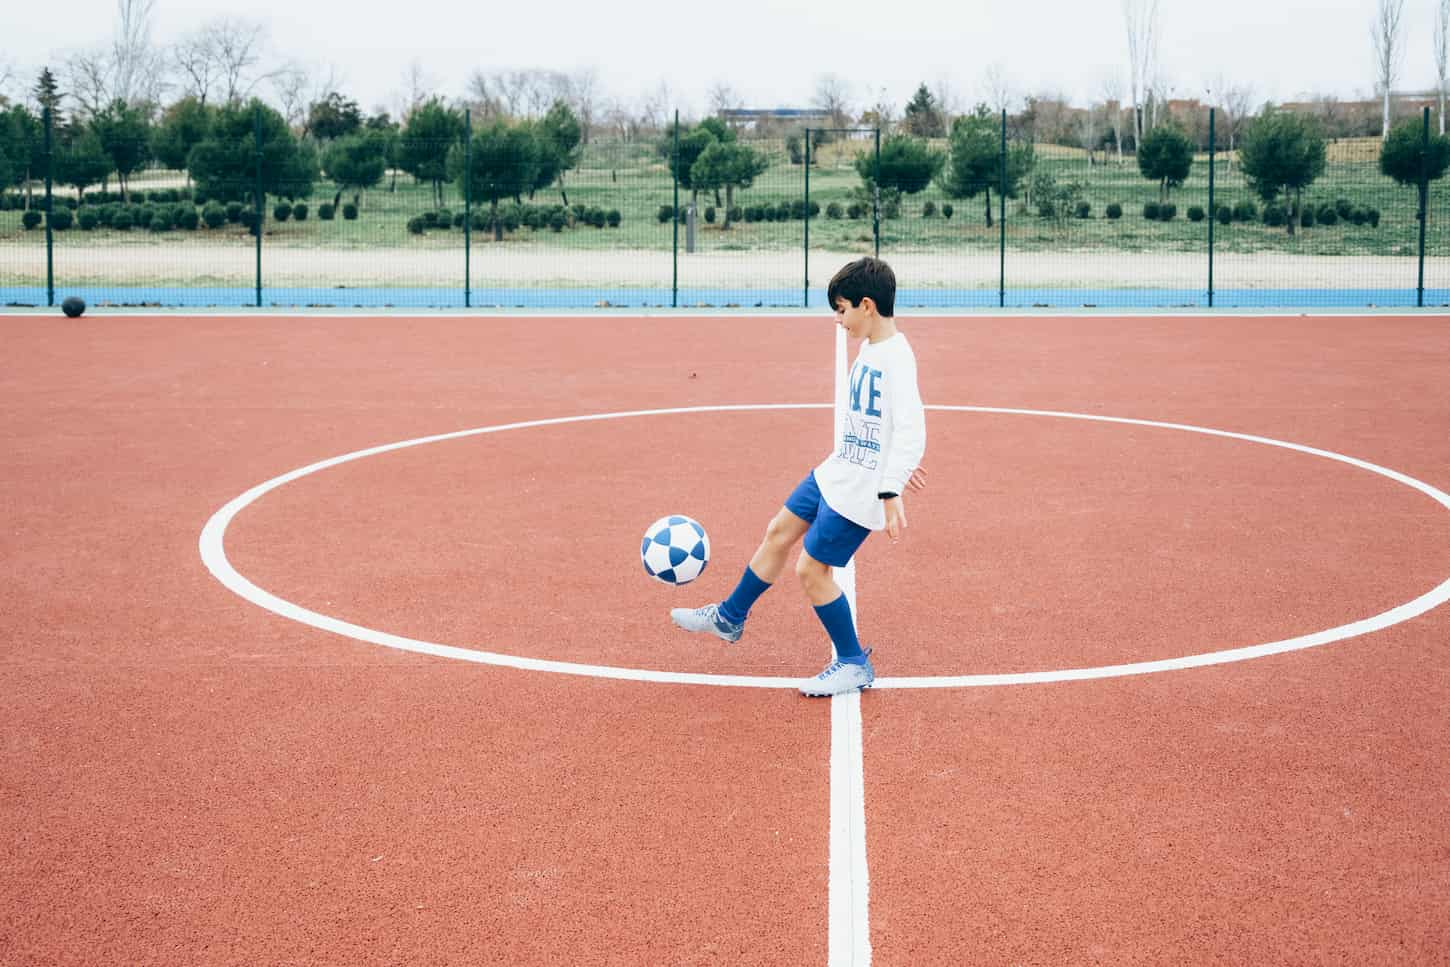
[5,285,1450,309]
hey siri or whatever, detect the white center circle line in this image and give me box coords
[199,404,1450,689]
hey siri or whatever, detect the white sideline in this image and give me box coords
[829,324,872,966]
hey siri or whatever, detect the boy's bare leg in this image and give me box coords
[746,507,810,583]
[794,551,843,607]
[671,506,808,641]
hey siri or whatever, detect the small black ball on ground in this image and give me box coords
[61,296,86,318]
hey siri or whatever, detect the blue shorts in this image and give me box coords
[784,471,871,568]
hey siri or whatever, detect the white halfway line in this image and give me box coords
[829,323,870,966]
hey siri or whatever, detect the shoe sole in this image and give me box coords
[669,617,742,644]
[800,681,874,698]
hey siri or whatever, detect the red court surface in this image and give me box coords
[2,311,1449,965]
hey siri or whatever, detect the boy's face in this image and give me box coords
[833,297,875,340]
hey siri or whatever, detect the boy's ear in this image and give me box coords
[860,296,878,317]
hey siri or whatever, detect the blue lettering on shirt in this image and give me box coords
[848,363,883,416]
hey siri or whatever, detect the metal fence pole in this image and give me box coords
[804,127,810,307]
[672,110,679,309]
[999,109,1006,308]
[1419,106,1429,308]
[43,106,54,308]
[253,105,263,308]
[872,127,880,258]
[464,110,472,308]
[1208,107,1216,308]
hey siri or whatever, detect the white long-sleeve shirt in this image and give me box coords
[814,332,927,530]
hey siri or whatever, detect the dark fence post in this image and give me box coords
[804,128,811,308]
[253,105,263,308]
[1419,106,1429,308]
[872,127,881,258]
[464,110,472,308]
[43,105,54,308]
[672,110,679,309]
[1208,107,1216,308]
[999,109,1007,308]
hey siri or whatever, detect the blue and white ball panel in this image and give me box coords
[641,514,710,585]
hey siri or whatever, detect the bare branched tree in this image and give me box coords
[638,79,673,132]
[270,63,310,129]
[396,60,435,121]
[981,62,1015,114]
[64,51,114,119]
[112,0,159,107]
[171,29,217,106]
[1100,72,1125,163]
[1436,0,1450,134]
[568,67,601,142]
[812,74,854,129]
[464,70,505,122]
[1122,0,1159,145]
[204,18,272,104]
[707,80,742,118]
[1372,0,1406,139]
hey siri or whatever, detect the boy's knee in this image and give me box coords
[794,552,831,586]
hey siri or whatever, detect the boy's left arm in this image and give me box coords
[880,352,927,541]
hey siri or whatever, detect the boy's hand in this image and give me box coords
[884,496,907,542]
[906,466,927,492]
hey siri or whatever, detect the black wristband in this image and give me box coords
[877,491,898,500]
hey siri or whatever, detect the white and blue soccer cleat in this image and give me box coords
[800,649,875,697]
[669,603,744,643]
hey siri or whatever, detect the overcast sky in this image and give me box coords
[4,0,1448,117]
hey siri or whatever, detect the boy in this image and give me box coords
[671,256,927,696]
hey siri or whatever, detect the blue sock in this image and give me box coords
[813,593,864,663]
[718,566,771,626]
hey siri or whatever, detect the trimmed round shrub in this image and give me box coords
[548,209,567,231]
[1215,205,1231,224]
[941,203,953,219]
[703,205,716,224]
[318,202,335,220]
[273,202,292,222]
[1143,201,1161,220]
[847,202,865,219]
[922,200,937,217]
[177,208,199,230]
[49,209,74,230]
[657,204,673,223]
[452,211,466,227]
[77,209,99,230]
[606,209,621,227]
[134,207,155,229]
[1335,198,1353,219]
[826,201,844,219]
[438,208,452,227]
[225,201,244,223]
[1105,202,1122,220]
[1367,207,1380,227]
[1159,202,1177,221]
[112,208,134,231]
[1075,201,1091,219]
[809,200,821,218]
[202,203,226,228]
[150,207,174,232]
[1187,205,1205,222]
[1262,204,1286,227]
[744,204,762,222]
[342,202,358,220]
[588,207,606,228]
[1232,200,1257,222]
[1349,206,1368,226]
[422,210,439,227]
[292,203,308,221]
[406,215,426,235]
[22,210,42,230]
[1300,206,1315,228]
[727,206,741,224]
[95,204,117,227]
[1315,204,1337,226]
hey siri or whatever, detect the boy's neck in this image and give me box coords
[866,317,897,344]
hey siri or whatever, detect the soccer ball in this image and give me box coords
[641,515,710,585]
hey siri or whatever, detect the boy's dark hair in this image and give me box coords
[827,256,896,317]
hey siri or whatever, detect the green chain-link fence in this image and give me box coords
[3,106,1448,309]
